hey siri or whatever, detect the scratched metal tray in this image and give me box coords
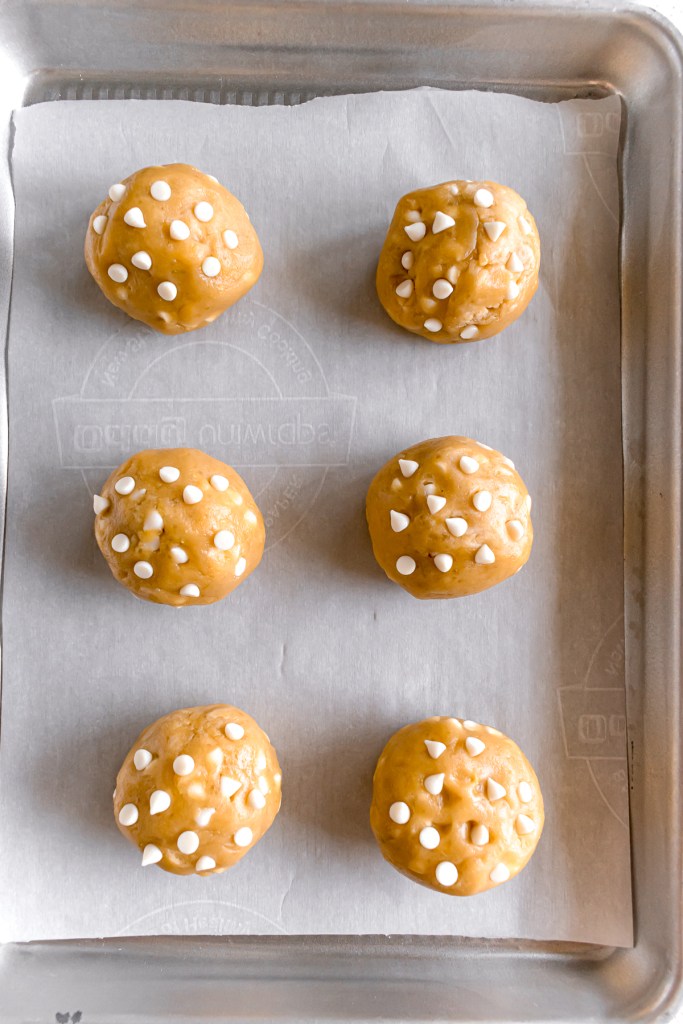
[0,0,682,1021]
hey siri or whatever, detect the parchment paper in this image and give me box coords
[0,90,631,946]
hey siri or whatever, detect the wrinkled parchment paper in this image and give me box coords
[0,90,631,945]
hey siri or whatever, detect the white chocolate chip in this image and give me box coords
[107,264,128,283]
[401,251,414,270]
[108,183,125,202]
[207,747,223,768]
[183,484,203,505]
[466,736,486,756]
[427,495,447,514]
[490,863,510,884]
[432,210,455,233]
[149,790,171,815]
[244,510,257,525]
[133,561,153,579]
[206,174,218,183]
[202,256,221,277]
[506,281,520,300]
[474,544,495,565]
[144,510,163,531]
[398,458,419,478]
[471,823,489,846]
[425,740,446,759]
[395,279,414,298]
[473,490,492,512]
[249,789,267,810]
[405,210,421,223]
[507,252,524,273]
[487,778,507,802]
[195,807,216,827]
[93,215,107,234]
[213,530,235,551]
[159,466,180,483]
[111,533,130,553]
[432,279,454,300]
[404,222,426,242]
[170,219,190,240]
[424,773,445,795]
[235,557,247,577]
[141,843,162,867]
[196,856,216,872]
[173,754,195,776]
[463,720,478,730]
[170,546,188,564]
[118,803,138,826]
[433,554,453,573]
[435,861,458,887]
[389,801,411,824]
[503,456,516,469]
[225,723,245,740]
[459,456,479,475]
[423,483,437,495]
[115,476,135,495]
[474,188,494,208]
[221,777,241,799]
[507,519,524,541]
[234,827,253,848]
[516,813,536,835]
[133,748,153,771]
[150,180,171,201]
[180,584,200,598]
[390,510,410,532]
[460,325,480,340]
[131,250,152,271]
[445,517,468,538]
[525,494,532,512]
[123,207,146,229]
[194,201,214,222]
[255,752,267,773]
[396,555,416,575]
[518,781,533,803]
[446,265,460,285]
[258,775,271,794]
[483,220,506,242]
[93,494,109,514]
[210,474,229,491]
[223,229,239,249]
[157,281,178,301]
[177,831,200,855]
[419,826,440,850]
[424,318,442,333]
[519,216,532,235]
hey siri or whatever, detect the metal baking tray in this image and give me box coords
[0,0,681,1021]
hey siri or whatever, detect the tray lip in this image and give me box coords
[0,0,682,1022]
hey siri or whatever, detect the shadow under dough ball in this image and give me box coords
[114,704,282,875]
[85,163,263,334]
[93,447,265,607]
[376,180,540,343]
[365,436,533,599]
[370,716,544,895]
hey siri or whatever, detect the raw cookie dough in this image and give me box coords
[114,705,282,875]
[93,447,265,607]
[370,717,544,895]
[365,436,532,599]
[85,163,263,334]
[376,180,540,343]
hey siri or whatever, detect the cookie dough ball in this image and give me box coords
[376,180,539,343]
[370,717,543,895]
[93,448,265,607]
[366,436,532,599]
[114,705,282,876]
[85,164,263,335]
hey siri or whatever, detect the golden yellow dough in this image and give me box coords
[370,717,544,896]
[85,163,263,334]
[93,447,265,607]
[366,436,533,599]
[114,705,282,876]
[376,180,540,343]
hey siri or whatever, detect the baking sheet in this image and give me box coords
[0,89,631,946]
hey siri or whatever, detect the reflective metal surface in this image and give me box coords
[0,1,681,1020]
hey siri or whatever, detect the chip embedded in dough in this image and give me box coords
[113,704,282,875]
[365,436,533,599]
[376,180,540,343]
[85,164,263,335]
[93,447,265,607]
[370,716,544,895]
